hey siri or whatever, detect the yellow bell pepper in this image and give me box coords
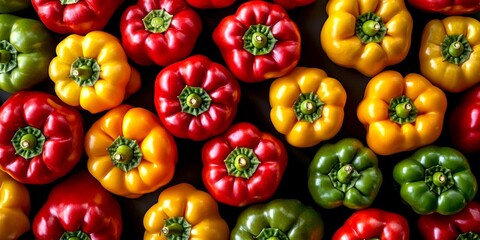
[143,183,229,240]
[85,104,178,199]
[419,16,480,93]
[357,70,447,156]
[320,0,413,77]
[0,170,30,239]
[269,67,346,148]
[49,31,141,114]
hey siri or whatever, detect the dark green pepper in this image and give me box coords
[0,0,30,13]
[0,14,55,93]
[393,145,478,215]
[231,199,324,240]
[308,138,383,209]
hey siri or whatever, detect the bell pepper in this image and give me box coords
[154,55,241,141]
[449,83,480,154]
[418,201,480,240]
[32,170,123,240]
[143,183,229,240]
[201,122,288,207]
[269,67,346,148]
[321,0,413,77]
[393,145,478,215]
[0,14,55,93]
[212,1,301,83]
[0,0,30,13]
[407,0,480,15]
[85,104,178,199]
[419,16,480,93]
[272,0,316,9]
[31,0,124,35]
[120,0,203,66]
[332,208,409,240]
[231,198,324,239]
[308,138,383,210]
[0,91,84,184]
[357,70,447,156]
[185,0,235,9]
[49,31,141,114]
[0,170,30,239]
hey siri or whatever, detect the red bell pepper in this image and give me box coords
[272,0,317,9]
[185,0,235,9]
[418,201,480,240]
[32,170,123,240]
[31,0,124,34]
[201,122,288,207]
[154,55,241,141]
[448,83,480,154]
[0,91,84,185]
[332,208,410,240]
[213,0,301,83]
[120,0,202,66]
[407,0,480,15]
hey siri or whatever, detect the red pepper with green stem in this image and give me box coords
[407,0,480,15]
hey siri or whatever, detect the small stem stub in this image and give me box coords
[293,92,324,123]
[328,163,360,192]
[59,230,90,240]
[224,147,260,179]
[355,12,387,43]
[11,126,45,159]
[143,9,173,33]
[162,217,191,240]
[388,95,418,124]
[441,34,472,65]
[70,57,100,87]
[178,85,212,116]
[243,24,277,55]
[0,40,18,73]
[107,136,143,172]
[425,165,454,195]
[457,231,480,240]
[255,228,289,240]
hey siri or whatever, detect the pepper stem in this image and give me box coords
[337,164,354,184]
[294,92,324,123]
[0,40,18,73]
[11,126,45,159]
[60,0,80,4]
[356,12,387,43]
[224,147,260,179]
[388,95,418,124]
[143,9,173,33]
[162,222,183,237]
[107,136,143,172]
[328,163,360,192]
[70,57,100,87]
[162,217,191,240]
[255,228,289,240]
[425,165,454,195]
[178,86,211,116]
[0,50,11,63]
[457,231,480,240]
[442,34,472,65]
[59,230,90,240]
[243,24,277,55]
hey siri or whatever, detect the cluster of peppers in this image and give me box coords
[0,0,479,239]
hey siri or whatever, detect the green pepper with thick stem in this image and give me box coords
[308,138,383,210]
[231,199,324,240]
[393,145,478,215]
[0,14,55,93]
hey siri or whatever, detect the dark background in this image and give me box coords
[2,0,480,239]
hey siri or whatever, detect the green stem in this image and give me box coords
[255,228,289,240]
[107,136,142,172]
[243,24,277,55]
[425,165,454,195]
[70,57,100,87]
[224,147,260,179]
[388,95,418,124]
[442,34,472,65]
[162,223,183,237]
[59,230,90,240]
[0,40,17,73]
[60,0,80,4]
[356,12,387,43]
[143,9,173,33]
[328,163,360,192]
[0,50,11,63]
[162,217,191,240]
[293,92,324,123]
[337,164,354,184]
[178,86,211,116]
[11,126,45,159]
[457,231,480,240]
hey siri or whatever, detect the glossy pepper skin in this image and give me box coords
[32,171,122,240]
[154,55,241,141]
[449,84,480,154]
[49,31,141,114]
[185,0,235,9]
[321,0,413,77]
[419,16,480,93]
[308,138,382,210]
[0,0,30,13]
[0,91,84,184]
[231,198,324,240]
[213,1,301,83]
[31,0,124,35]
[269,67,346,148]
[0,170,30,239]
[0,14,55,93]
[418,201,480,240]
[85,104,178,199]
[143,183,229,240]
[407,0,480,15]
[357,71,447,156]
[272,0,316,9]
[332,208,409,240]
[202,122,288,207]
[120,0,202,66]
[393,145,478,215]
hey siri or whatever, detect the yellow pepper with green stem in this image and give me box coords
[0,170,30,239]
[320,0,413,77]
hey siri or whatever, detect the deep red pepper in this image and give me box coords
[418,201,480,240]
[154,54,241,141]
[407,0,480,15]
[185,0,236,9]
[272,0,317,9]
[0,91,84,185]
[31,0,125,35]
[448,83,480,154]
[332,208,410,240]
[32,170,123,240]
[120,0,202,66]
[213,0,301,83]
[201,122,288,207]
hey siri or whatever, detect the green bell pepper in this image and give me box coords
[393,145,478,215]
[0,0,30,13]
[308,138,383,209]
[231,199,324,240]
[0,14,55,93]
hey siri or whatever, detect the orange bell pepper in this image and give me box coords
[0,170,30,239]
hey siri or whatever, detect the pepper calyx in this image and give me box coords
[388,95,418,124]
[328,163,360,192]
[70,57,100,87]
[107,136,143,172]
[0,40,18,73]
[162,217,191,240]
[59,230,91,240]
[255,228,289,240]
[293,92,324,123]
[355,12,387,43]
[178,86,212,116]
[243,24,277,55]
[224,147,260,179]
[425,165,454,195]
[143,9,173,33]
[11,126,45,159]
[441,34,472,65]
